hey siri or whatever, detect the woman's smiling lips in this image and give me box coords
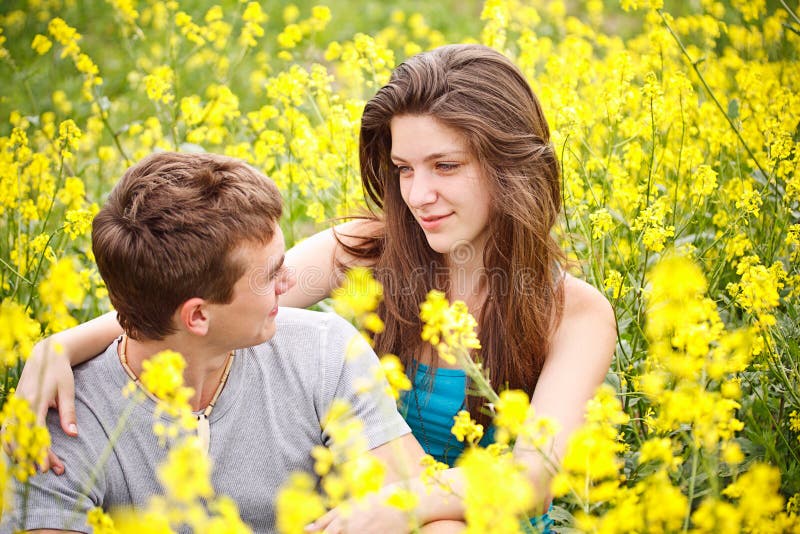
[418,212,453,230]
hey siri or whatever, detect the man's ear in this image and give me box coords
[178,297,210,336]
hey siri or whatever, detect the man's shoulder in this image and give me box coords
[274,306,349,328]
[73,340,120,378]
[69,341,131,422]
[271,307,357,346]
[243,307,361,378]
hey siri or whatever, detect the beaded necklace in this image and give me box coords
[117,334,235,454]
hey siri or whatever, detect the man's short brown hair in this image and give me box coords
[92,152,282,340]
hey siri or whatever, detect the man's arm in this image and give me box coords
[28,530,83,533]
[368,432,426,484]
[371,442,467,533]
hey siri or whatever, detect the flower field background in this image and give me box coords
[1,0,799,532]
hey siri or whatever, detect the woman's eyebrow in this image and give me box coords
[390,150,469,162]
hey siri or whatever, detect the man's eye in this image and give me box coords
[271,266,286,280]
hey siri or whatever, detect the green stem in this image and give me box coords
[0,257,33,285]
[741,372,800,465]
[559,135,577,253]
[672,90,685,229]
[24,230,61,313]
[683,440,700,532]
[778,0,800,26]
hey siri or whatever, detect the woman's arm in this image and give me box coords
[282,219,380,308]
[18,311,123,419]
[308,275,617,531]
[514,274,617,505]
[417,275,616,520]
[14,311,123,473]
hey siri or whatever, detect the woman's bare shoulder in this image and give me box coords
[553,272,617,351]
[561,273,614,320]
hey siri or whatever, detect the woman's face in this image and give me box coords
[390,115,492,260]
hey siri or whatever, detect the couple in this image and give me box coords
[9,44,615,533]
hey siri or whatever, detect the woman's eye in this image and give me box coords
[437,162,460,172]
[394,164,412,175]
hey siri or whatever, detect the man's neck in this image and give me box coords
[120,334,233,411]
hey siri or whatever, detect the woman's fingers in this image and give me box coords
[57,379,78,436]
[306,509,338,532]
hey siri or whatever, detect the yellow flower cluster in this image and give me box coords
[451,410,484,446]
[138,349,196,434]
[0,394,50,483]
[47,18,102,100]
[551,385,628,506]
[459,447,535,534]
[331,266,385,336]
[0,299,41,367]
[276,399,386,533]
[643,255,749,446]
[419,290,481,366]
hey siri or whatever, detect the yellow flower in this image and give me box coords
[451,410,484,445]
[311,445,334,476]
[240,2,267,48]
[331,267,384,331]
[57,119,82,159]
[378,354,411,400]
[139,349,195,418]
[419,290,481,365]
[158,437,213,503]
[603,269,629,299]
[38,257,86,332]
[493,389,529,442]
[385,488,418,512]
[64,208,94,239]
[589,207,614,239]
[243,2,267,23]
[0,394,51,482]
[638,437,675,467]
[56,176,86,210]
[143,65,175,105]
[0,299,41,367]
[31,34,53,55]
[87,507,116,534]
[276,472,326,534]
[722,441,744,465]
[722,463,786,530]
[311,6,332,28]
[174,11,206,46]
[277,24,303,49]
[48,17,81,59]
[459,447,534,533]
[419,454,450,490]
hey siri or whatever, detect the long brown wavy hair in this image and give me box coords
[339,44,565,424]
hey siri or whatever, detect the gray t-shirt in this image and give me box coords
[3,308,410,533]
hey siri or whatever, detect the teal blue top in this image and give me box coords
[398,362,494,465]
[398,362,554,532]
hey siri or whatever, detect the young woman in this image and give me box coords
[17,44,615,532]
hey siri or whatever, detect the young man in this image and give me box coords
[3,152,421,532]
